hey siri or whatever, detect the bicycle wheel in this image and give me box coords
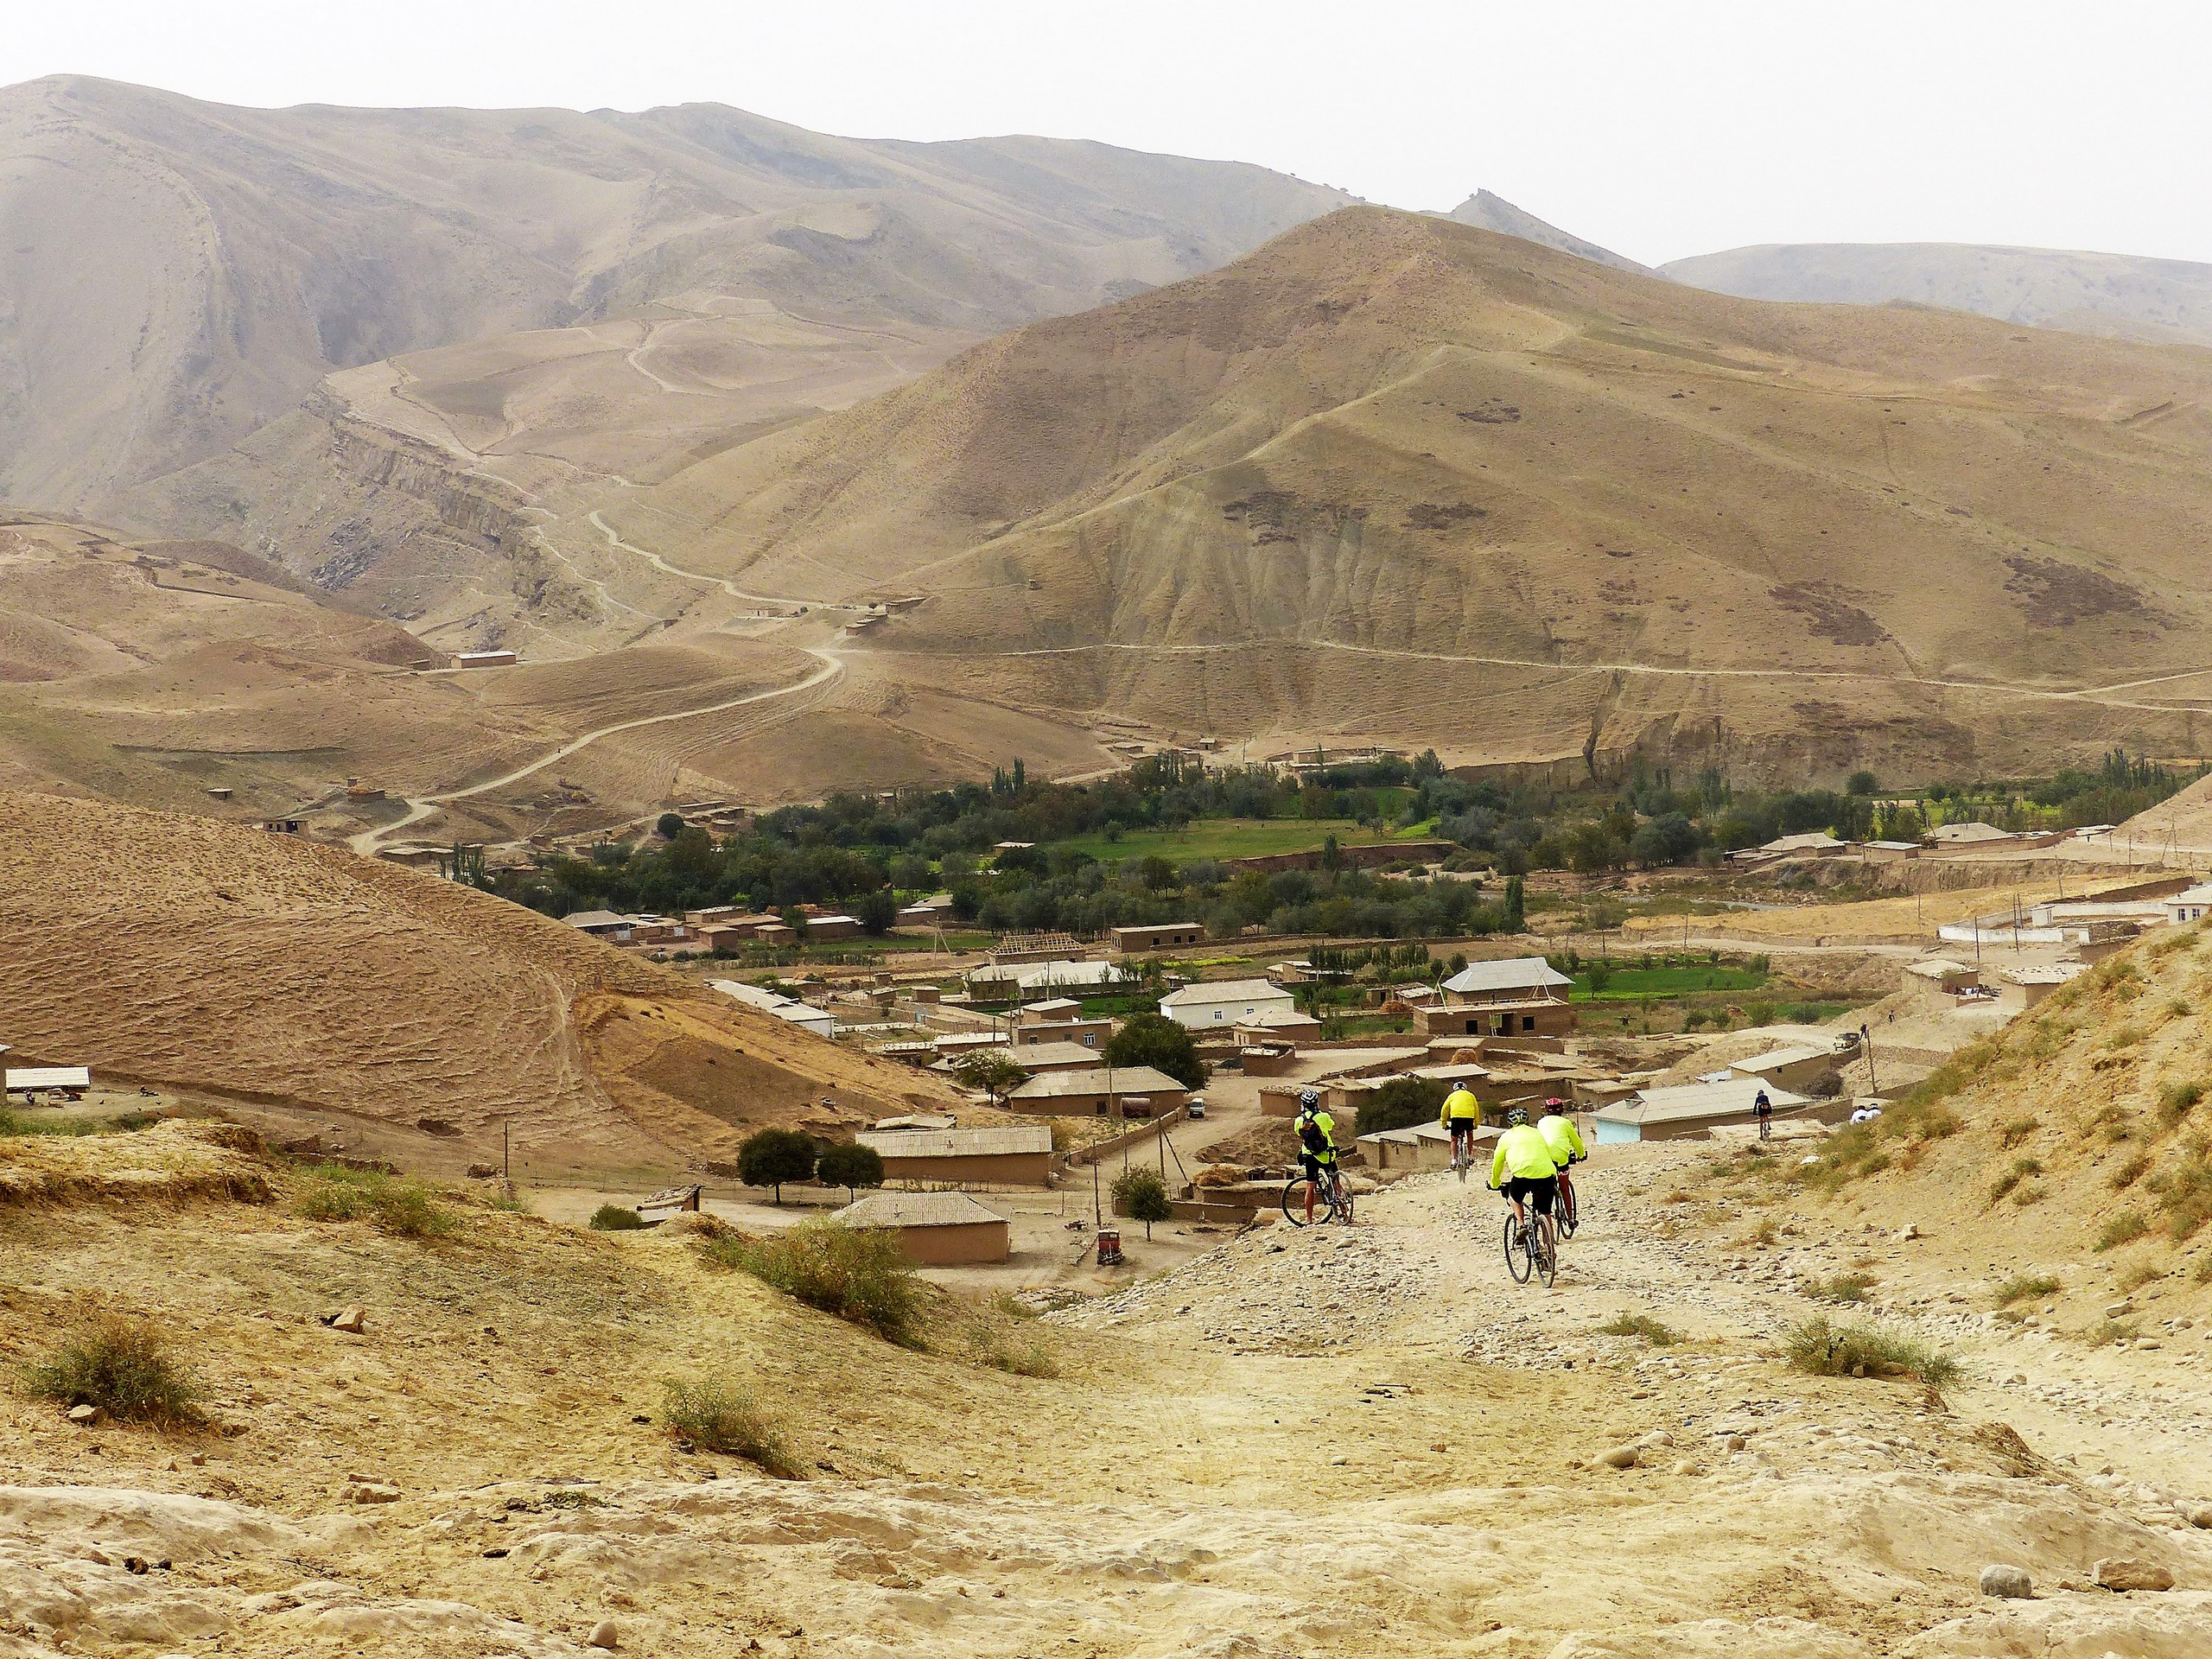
[1534,1215,1558,1288]
[1334,1178,1355,1226]
[1556,1179,1579,1240]
[1281,1179,1317,1228]
[1503,1213,1533,1283]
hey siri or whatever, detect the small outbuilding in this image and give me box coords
[1110,922,1208,955]
[831,1191,1011,1265]
[1905,958,1980,995]
[4,1066,91,1101]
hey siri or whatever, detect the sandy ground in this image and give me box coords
[7,1117,2212,1657]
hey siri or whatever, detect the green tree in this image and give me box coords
[1319,833,1343,873]
[737,1128,817,1203]
[1847,770,1879,797]
[815,1141,886,1201]
[1583,960,1613,995]
[1503,875,1526,932]
[1102,1013,1209,1090]
[853,887,899,936]
[656,811,686,839]
[1111,1167,1174,1240]
[1352,1076,1448,1135]
[953,1052,1030,1104]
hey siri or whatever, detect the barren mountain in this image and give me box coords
[1445,188,1649,273]
[1666,242,2212,346]
[0,74,1352,512]
[559,206,2212,785]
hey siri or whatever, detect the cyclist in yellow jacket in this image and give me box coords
[1537,1097,1587,1220]
[1294,1090,1340,1224]
[1440,1083,1481,1173]
[1488,1106,1560,1238]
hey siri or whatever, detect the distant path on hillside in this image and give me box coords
[348,649,845,855]
[959,638,2212,716]
[585,511,864,616]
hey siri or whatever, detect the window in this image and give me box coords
[1213,1009,1224,1020]
[1522,1015,1536,1033]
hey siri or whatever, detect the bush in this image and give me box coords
[1101,1013,1208,1090]
[1803,1272,1875,1304]
[2160,1082,2202,1125]
[658,1378,802,1477]
[1352,1075,1447,1136]
[295,1166,454,1238]
[705,1221,918,1343]
[1598,1313,1676,1345]
[815,1141,886,1200]
[1993,1272,2059,1306]
[22,1316,205,1427]
[737,1128,817,1202]
[2111,1153,2152,1191]
[1783,1317,1961,1387]
[1111,1166,1174,1239]
[2095,1210,2150,1251]
[590,1205,647,1230]
[1988,1157,2042,1203]
[1998,1116,2039,1148]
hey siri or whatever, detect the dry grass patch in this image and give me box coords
[1802,1272,1876,1305]
[2110,1152,2152,1190]
[1993,1272,2059,1306]
[1599,1313,1678,1345]
[1783,1317,1960,1387]
[704,1221,918,1344]
[1989,1157,2042,1203]
[2094,1210,2150,1252]
[658,1378,804,1478]
[1998,1116,2040,1148]
[21,1314,206,1428]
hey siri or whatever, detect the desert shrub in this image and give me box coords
[705,1221,918,1344]
[1993,1272,2059,1306]
[2159,1081,2202,1125]
[814,1141,886,1200]
[294,1166,454,1238]
[2094,1210,2150,1251]
[2196,1256,2212,1284]
[22,1316,205,1427]
[2103,1023,2144,1051]
[1803,1272,1875,1304]
[2110,1153,2152,1191]
[1681,1008,1709,1031]
[1999,1116,2040,1148]
[2148,1150,2212,1240]
[1599,1313,1676,1345]
[1110,1166,1174,1239]
[2117,1262,2163,1294]
[2012,1183,2046,1205]
[1783,1316,1961,1387]
[969,1325,1060,1377]
[1988,1156,2042,1203]
[658,1378,802,1477]
[590,1205,647,1230]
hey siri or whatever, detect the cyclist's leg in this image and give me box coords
[1301,1153,1319,1222]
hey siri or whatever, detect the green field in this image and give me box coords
[1055,817,1415,865]
[1570,965,1767,1001]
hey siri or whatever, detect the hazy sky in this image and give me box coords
[9,1,2210,266]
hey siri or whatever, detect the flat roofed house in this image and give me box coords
[1000,1039,1111,1074]
[1158,977,1296,1029]
[1727,1044,1842,1094]
[1927,822,2015,847]
[831,1190,1011,1265]
[4,1066,91,1099]
[1110,922,1207,954]
[1359,1120,1495,1174]
[1592,1078,1810,1144]
[565,909,634,941]
[857,1124,1054,1187]
[1007,1065,1188,1118]
[2003,963,2087,1010]
[1905,958,1980,995]
[454,648,518,668]
[1232,1007,1324,1046]
[2165,883,2212,925]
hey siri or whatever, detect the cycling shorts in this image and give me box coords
[1446,1118,1478,1136]
[1502,1174,1558,1214]
[1300,1151,1337,1181]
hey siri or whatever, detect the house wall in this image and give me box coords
[1164,992,1295,1028]
[886,1219,1011,1265]
[1239,1047,1300,1077]
[1014,1020,1112,1048]
[1418,1002,1576,1039]
[878,1152,1052,1187]
[1111,925,1206,952]
[1010,1089,1184,1118]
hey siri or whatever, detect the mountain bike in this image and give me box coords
[1450,1127,1475,1183]
[1555,1170,1580,1240]
[1282,1164,1354,1227]
[1502,1203,1558,1287]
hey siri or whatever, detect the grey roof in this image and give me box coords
[1008,1065,1185,1099]
[1159,977,1292,1007]
[833,1191,1007,1228]
[1006,1040,1114,1068]
[565,909,631,929]
[1441,957,1573,995]
[1596,1078,1810,1126]
[1730,1044,1832,1073]
[857,1126,1052,1159]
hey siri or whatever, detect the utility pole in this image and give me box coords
[502,1116,511,1182]
[1861,1024,1877,1096]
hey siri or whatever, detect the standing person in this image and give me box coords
[1536,1097,1586,1221]
[1440,1081,1482,1176]
[1293,1090,1340,1224]
[1487,1107,1560,1255]
[1754,1087,1773,1141]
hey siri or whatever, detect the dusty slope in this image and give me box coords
[1666,242,2212,346]
[5,1122,2212,1656]
[0,73,1347,510]
[0,792,961,1172]
[577,206,2212,780]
